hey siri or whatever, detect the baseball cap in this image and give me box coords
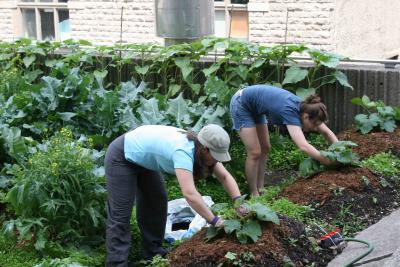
[198,124,231,162]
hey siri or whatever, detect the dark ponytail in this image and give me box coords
[300,94,328,123]
[185,130,210,179]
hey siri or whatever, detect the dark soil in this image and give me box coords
[337,128,400,159]
[167,129,400,267]
[280,167,381,206]
[167,216,335,267]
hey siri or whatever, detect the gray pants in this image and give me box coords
[104,135,168,267]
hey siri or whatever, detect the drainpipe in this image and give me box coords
[155,0,215,46]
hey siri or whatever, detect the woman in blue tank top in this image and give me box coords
[230,85,338,196]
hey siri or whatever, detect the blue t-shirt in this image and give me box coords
[124,125,194,174]
[241,85,302,126]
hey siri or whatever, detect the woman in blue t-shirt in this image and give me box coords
[230,85,338,197]
[104,124,246,266]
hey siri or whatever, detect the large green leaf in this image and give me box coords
[307,50,342,68]
[173,58,193,80]
[135,65,150,76]
[166,93,192,127]
[282,66,308,85]
[57,112,76,122]
[168,84,181,97]
[120,107,141,130]
[299,157,324,178]
[118,80,145,104]
[1,126,28,159]
[137,97,164,124]
[40,76,62,111]
[355,113,378,134]
[329,140,358,150]
[380,119,396,132]
[333,70,353,89]
[23,55,36,68]
[295,88,316,100]
[192,106,226,132]
[248,203,280,224]
[223,219,241,234]
[202,64,220,77]
[236,220,261,243]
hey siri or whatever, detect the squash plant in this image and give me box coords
[205,198,280,244]
[299,141,359,177]
[352,95,398,134]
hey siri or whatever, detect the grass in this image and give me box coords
[0,234,41,267]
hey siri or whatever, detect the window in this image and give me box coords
[214,0,249,39]
[18,0,70,41]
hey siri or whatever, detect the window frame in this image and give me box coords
[18,0,69,41]
[214,0,249,39]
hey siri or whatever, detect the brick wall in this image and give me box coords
[68,0,163,45]
[248,0,335,51]
[0,1,16,42]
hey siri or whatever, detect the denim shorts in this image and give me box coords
[229,90,267,131]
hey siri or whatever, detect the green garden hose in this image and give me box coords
[343,238,374,267]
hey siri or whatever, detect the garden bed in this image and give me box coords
[166,129,400,267]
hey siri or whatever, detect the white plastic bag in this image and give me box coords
[164,196,214,243]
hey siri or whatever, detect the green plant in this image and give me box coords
[4,128,106,250]
[282,49,353,99]
[352,95,397,134]
[299,141,359,177]
[329,204,365,236]
[138,255,169,267]
[268,133,306,170]
[224,251,255,266]
[361,152,400,179]
[269,198,312,221]
[205,200,279,244]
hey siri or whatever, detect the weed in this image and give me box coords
[362,152,400,179]
[223,251,255,266]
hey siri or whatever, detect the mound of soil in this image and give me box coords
[280,167,380,205]
[337,128,400,159]
[280,166,400,232]
[167,216,335,267]
[166,128,400,267]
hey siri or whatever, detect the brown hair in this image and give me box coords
[300,94,328,123]
[185,130,213,179]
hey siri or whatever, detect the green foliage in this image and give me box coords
[299,141,359,177]
[268,132,328,171]
[352,95,397,134]
[4,129,106,249]
[362,152,400,179]
[0,37,354,264]
[138,255,169,267]
[320,141,359,164]
[224,251,255,266]
[268,133,306,170]
[0,233,41,267]
[0,38,352,150]
[269,198,312,221]
[34,248,105,267]
[206,200,279,244]
[298,158,325,178]
[282,49,353,99]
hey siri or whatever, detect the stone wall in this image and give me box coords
[248,0,335,51]
[0,0,16,42]
[68,0,162,45]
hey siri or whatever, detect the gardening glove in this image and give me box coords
[235,203,251,217]
[232,195,251,217]
[209,216,224,228]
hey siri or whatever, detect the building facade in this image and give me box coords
[0,0,399,59]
